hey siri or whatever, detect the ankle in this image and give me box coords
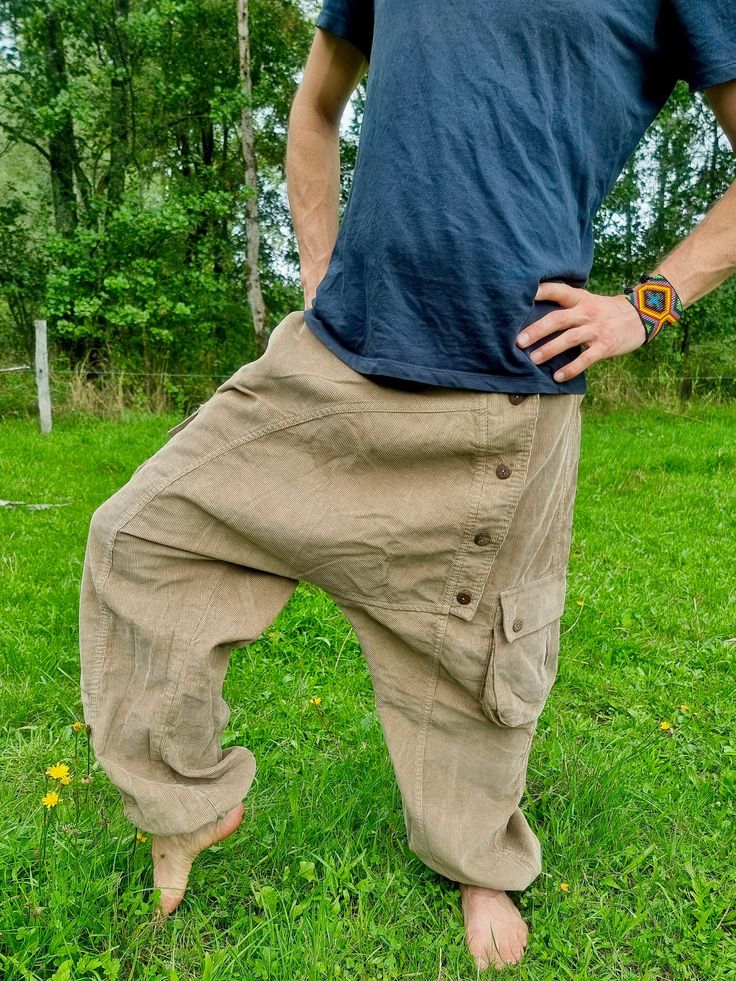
[460,882,505,897]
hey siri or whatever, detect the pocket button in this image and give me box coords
[512,617,524,632]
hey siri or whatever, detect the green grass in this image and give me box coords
[1,402,735,980]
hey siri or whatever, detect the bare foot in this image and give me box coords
[150,803,245,917]
[460,882,529,971]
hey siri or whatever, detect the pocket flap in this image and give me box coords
[499,570,568,644]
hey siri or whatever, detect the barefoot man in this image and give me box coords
[79,1,736,970]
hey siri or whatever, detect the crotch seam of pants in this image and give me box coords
[93,402,461,598]
[154,563,231,763]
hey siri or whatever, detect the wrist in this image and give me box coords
[622,273,684,345]
[301,265,328,304]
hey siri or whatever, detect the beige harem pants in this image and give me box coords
[79,309,584,892]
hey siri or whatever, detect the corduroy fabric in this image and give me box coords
[79,308,584,890]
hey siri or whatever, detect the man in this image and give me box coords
[79,0,736,972]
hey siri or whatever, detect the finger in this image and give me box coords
[526,325,596,365]
[551,344,600,382]
[517,306,588,347]
[534,281,586,307]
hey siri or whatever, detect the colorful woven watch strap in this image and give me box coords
[623,274,684,345]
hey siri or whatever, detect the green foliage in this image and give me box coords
[44,190,254,371]
[0,0,315,404]
[0,2,734,408]
[0,197,47,355]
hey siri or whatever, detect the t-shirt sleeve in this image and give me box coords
[669,0,736,93]
[315,0,374,63]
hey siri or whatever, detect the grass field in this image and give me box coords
[1,401,735,980]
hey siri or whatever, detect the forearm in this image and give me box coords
[286,92,341,307]
[654,177,736,308]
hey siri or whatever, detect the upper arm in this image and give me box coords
[705,79,736,152]
[296,26,369,127]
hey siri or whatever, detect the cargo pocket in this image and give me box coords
[480,569,568,728]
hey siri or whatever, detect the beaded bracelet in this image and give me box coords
[622,273,684,345]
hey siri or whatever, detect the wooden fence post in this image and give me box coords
[34,319,52,434]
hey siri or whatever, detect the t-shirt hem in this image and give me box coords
[303,310,587,395]
[688,60,736,93]
[315,11,370,62]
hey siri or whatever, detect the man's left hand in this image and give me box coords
[516,281,648,383]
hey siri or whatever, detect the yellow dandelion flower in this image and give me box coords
[45,762,70,780]
[575,599,584,607]
[560,882,569,892]
[678,704,689,712]
[41,791,60,809]
[659,720,671,730]
[72,721,86,732]
[309,697,322,706]
[136,832,148,843]
[59,775,72,785]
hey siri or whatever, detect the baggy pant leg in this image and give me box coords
[330,393,584,891]
[333,603,541,891]
[80,476,298,837]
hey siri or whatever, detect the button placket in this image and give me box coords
[448,394,540,621]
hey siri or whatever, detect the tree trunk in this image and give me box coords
[237,0,267,354]
[107,0,131,215]
[43,9,78,235]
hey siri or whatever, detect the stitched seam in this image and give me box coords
[491,394,540,564]
[87,589,113,726]
[437,406,489,613]
[87,402,478,716]
[86,399,488,718]
[412,610,449,870]
[476,397,541,720]
[326,591,447,615]
[448,394,541,622]
[94,403,472,601]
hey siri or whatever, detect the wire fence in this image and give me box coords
[1,366,228,379]
[5,363,736,383]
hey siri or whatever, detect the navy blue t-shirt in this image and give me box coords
[303,0,736,393]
